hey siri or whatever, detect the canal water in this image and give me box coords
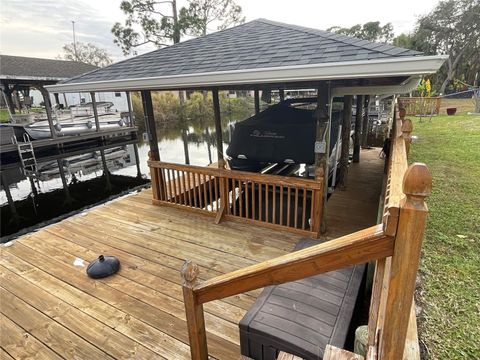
[0,117,235,241]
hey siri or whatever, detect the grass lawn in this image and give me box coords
[0,108,10,123]
[410,113,480,359]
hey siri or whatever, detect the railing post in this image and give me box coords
[379,163,432,360]
[401,119,413,157]
[311,167,324,237]
[148,151,160,201]
[181,260,208,360]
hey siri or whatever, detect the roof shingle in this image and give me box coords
[59,18,422,86]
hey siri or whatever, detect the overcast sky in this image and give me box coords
[1,0,440,62]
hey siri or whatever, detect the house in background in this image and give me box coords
[0,55,129,115]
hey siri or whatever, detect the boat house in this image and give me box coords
[2,19,446,360]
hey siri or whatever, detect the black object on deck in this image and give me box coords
[239,238,365,360]
[86,255,120,279]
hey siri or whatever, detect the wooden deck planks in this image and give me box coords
[0,149,384,359]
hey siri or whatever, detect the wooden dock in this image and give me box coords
[1,149,383,359]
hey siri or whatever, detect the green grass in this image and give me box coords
[410,114,480,359]
[0,108,10,123]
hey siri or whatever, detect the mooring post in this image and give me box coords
[379,163,432,360]
[181,260,208,360]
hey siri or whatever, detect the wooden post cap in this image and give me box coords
[402,163,432,199]
[181,260,199,287]
[401,118,413,133]
[399,108,406,119]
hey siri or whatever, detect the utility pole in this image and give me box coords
[72,20,78,61]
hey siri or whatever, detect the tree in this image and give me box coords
[179,0,244,37]
[327,21,394,43]
[59,42,113,67]
[412,0,480,94]
[112,0,244,55]
[392,33,414,49]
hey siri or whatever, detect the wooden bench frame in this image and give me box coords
[178,104,428,360]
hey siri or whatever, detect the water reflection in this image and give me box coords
[0,113,238,240]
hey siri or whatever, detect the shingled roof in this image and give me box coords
[48,19,446,92]
[0,55,97,81]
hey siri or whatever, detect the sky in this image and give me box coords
[0,0,440,62]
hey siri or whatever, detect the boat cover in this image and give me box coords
[226,104,342,164]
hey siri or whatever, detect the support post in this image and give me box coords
[339,95,353,189]
[181,261,208,360]
[254,89,260,115]
[315,82,330,234]
[212,89,224,169]
[63,93,68,108]
[126,91,134,126]
[353,95,364,163]
[2,85,16,114]
[362,96,370,148]
[401,119,413,157]
[99,149,112,191]
[1,172,19,223]
[141,90,160,161]
[53,93,60,106]
[379,163,432,360]
[279,89,285,102]
[57,159,72,204]
[38,86,57,139]
[133,143,142,178]
[90,92,100,132]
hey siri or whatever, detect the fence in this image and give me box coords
[148,161,323,237]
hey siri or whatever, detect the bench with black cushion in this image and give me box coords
[239,238,365,360]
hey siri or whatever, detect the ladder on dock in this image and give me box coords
[14,134,38,177]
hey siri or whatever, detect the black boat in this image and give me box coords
[226,98,344,178]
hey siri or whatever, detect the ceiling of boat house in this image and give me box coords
[48,18,446,96]
[0,55,97,88]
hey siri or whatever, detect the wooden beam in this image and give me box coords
[339,95,353,188]
[324,345,364,360]
[379,163,432,360]
[90,92,100,132]
[353,95,364,163]
[141,90,160,161]
[212,89,225,169]
[254,89,260,114]
[194,225,393,304]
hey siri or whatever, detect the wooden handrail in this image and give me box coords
[148,160,322,190]
[193,224,392,304]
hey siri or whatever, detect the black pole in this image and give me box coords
[279,89,285,102]
[353,95,364,163]
[254,89,260,115]
[212,89,224,168]
[141,90,160,161]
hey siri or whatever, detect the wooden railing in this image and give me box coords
[398,96,441,116]
[148,161,324,237]
[180,105,430,360]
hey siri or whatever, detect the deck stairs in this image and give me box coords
[14,134,38,177]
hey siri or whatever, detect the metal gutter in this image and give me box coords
[331,76,422,97]
[46,55,447,93]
